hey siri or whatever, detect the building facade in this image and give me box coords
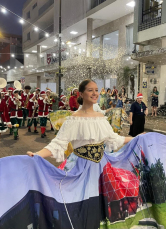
[0,33,24,87]
[22,0,138,97]
[133,0,166,108]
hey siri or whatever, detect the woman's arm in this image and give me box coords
[27,148,52,158]
[129,112,133,125]
[124,137,133,144]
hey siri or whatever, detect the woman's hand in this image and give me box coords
[27,151,36,157]
[129,120,133,125]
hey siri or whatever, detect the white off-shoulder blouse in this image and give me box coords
[45,116,125,162]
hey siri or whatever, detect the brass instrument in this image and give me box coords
[24,93,30,108]
[0,78,7,91]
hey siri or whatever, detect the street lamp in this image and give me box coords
[58,0,62,100]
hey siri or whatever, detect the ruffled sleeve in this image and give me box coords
[103,119,125,152]
[44,120,70,162]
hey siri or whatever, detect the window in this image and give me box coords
[32,2,37,9]
[92,37,100,58]
[27,32,30,41]
[126,24,134,54]
[26,11,30,19]
[103,31,119,60]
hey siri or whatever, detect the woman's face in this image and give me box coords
[108,89,111,93]
[80,81,99,104]
[73,89,78,96]
[154,87,157,92]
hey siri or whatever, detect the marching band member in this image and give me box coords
[9,89,23,140]
[69,88,79,111]
[21,85,31,126]
[33,88,41,100]
[0,79,12,135]
[46,88,58,131]
[27,94,39,133]
[59,95,68,110]
[38,91,50,138]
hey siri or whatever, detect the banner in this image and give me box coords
[0,133,166,229]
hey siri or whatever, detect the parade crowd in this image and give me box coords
[0,78,150,140]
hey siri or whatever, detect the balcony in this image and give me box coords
[139,3,162,31]
[38,0,54,16]
[39,24,54,40]
[90,0,106,10]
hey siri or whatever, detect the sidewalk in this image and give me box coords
[1,117,166,167]
[0,123,60,167]
[145,116,166,134]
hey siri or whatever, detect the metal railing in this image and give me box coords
[142,3,162,23]
[38,0,54,16]
[91,0,106,10]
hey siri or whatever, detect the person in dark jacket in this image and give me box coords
[129,93,148,137]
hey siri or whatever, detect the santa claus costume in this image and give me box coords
[38,91,50,138]
[21,85,31,126]
[69,88,79,111]
[27,94,39,133]
[59,95,68,110]
[0,87,11,134]
[8,89,23,140]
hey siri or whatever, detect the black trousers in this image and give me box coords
[129,114,145,137]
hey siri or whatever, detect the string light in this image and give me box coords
[1,8,7,14]
[34,27,39,32]
[19,19,24,24]
[0,4,50,37]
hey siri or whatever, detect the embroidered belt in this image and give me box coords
[73,142,104,163]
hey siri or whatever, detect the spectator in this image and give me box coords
[99,88,107,110]
[69,88,79,111]
[110,86,118,107]
[151,86,159,117]
[106,88,112,108]
[129,93,148,137]
[116,93,123,108]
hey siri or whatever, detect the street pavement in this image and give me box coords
[1,116,166,167]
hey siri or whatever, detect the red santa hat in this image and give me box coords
[40,91,46,96]
[1,88,6,93]
[136,93,143,99]
[46,88,52,93]
[60,95,66,100]
[35,88,40,91]
[71,88,78,95]
[8,87,14,92]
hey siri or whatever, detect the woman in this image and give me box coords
[116,93,123,108]
[99,88,107,110]
[69,88,79,111]
[129,93,148,137]
[106,88,112,108]
[151,86,159,117]
[110,86,118,107]
[121,88,127,104]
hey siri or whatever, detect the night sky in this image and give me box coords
[0,0,27,35]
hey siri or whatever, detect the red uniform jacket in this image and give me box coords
[21,92,30,109]
[27,94,38,119]
[69,95,79,111]
[8,96,23,119]
[0,99,11,124]
[59,101,67,110]
[38,97,49,117]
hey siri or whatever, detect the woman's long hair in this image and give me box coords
[153,86,157,92]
